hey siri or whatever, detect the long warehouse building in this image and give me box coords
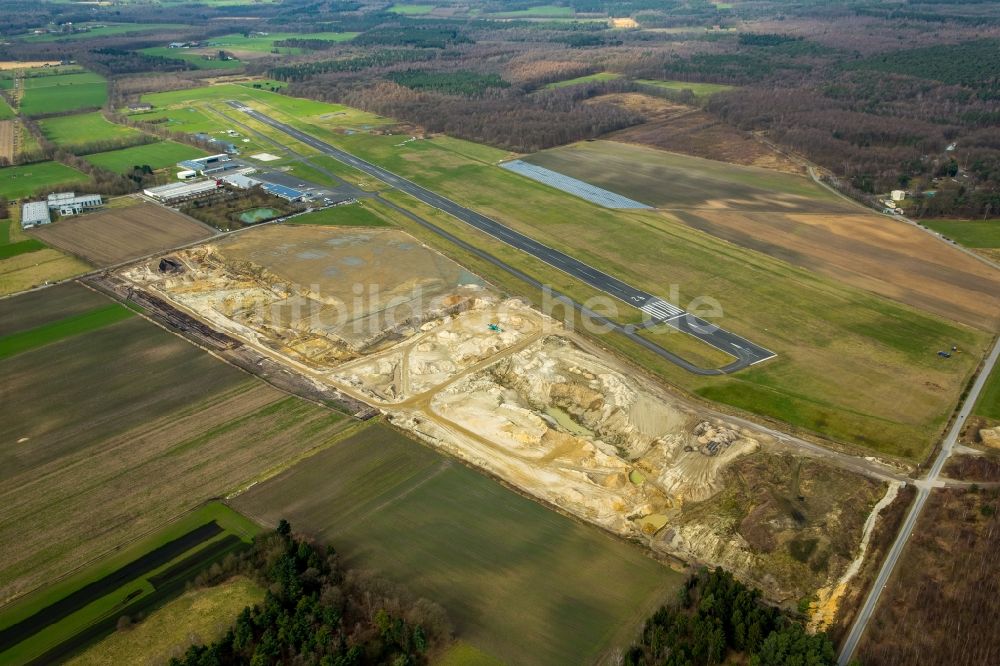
[144,179,220,203]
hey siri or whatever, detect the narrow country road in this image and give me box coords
[838,335,1000,664]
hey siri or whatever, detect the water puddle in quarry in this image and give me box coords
[543,405,595,438]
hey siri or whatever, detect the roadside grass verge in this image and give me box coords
[0,303,133,360]
[920,218,999,248]
[975,362,1000,421]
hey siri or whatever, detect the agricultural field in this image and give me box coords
[856,488,1000,665]
[389,3,437,14]
[0,283,350,605]
[139,48,245,70]
[0,161,89,199]
[67,577,263,666]
[524,140,845,211]
[524,141,1000,330]
[0,120,14,162]
[21,23,190,42]
[204,31,358,56]
[82,140,207,172]
[287,201,393,227]
[0,217,90,296]
[636,79,737,98]
[233,422,686,666]
[37,112,145,151]
[544,72,621,89]
[19,71,108,116]
[597,92,803,172]
[29,202,215,266]
[487,4,574,17]
[0,503,259,665]
[217,95,991,459]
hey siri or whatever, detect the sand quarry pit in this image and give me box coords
[120,224,892,614]
[122,225,492,367]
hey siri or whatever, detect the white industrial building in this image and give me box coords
[21,201,52,229]
[221,174,261,190]
[144,179,220,203]
[890,190,906,201]
[46,192,103,216]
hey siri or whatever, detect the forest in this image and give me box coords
[625,569,840,666]
[168,521,451,666]
[1,0,998,217]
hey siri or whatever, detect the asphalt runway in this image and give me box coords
[230,102,775,371]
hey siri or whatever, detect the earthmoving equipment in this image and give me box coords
[488,323,503,332]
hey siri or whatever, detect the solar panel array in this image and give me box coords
[500,160,652,210]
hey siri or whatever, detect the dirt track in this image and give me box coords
[0,121,13,163]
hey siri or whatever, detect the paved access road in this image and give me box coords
[230,102,775,371]
[837,335,1000,664]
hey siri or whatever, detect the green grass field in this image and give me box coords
[636,79,736,98]
[0,303,133,359]
[0,282,351,609]
[139,47,245,70]
[20,71,108,116]
[233,422,683,666]
[0,239,45,260]
[0,503,259,665]
[488,4,574,17]
[67,577,263,666]
[0,162,90,199]
[205,31,357,54]
[545,72,621,89]
[0,97,14,120]
[22,23,189,42]
[974,362,1000,421]
[920,218,1000,248]
[389,3,436,14]
[38,112,144,151]
[287,202,392,227]
[83,141,207,172]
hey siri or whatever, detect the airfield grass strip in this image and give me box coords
[0,304,133,360]
[0,239,46,260]
[25,532,248,666]
[0,522,222,652]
